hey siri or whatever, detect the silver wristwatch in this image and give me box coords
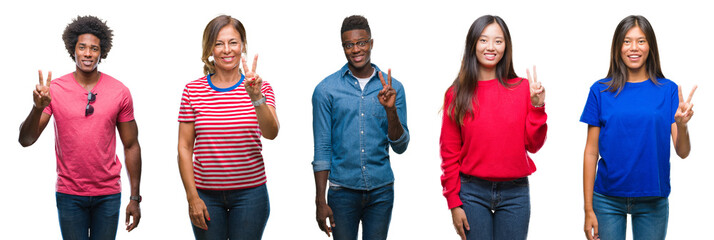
[252,95,266,106]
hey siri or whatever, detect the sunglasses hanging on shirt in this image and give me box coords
[85,92,97,116]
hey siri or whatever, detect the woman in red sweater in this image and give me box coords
[440,15,548,240]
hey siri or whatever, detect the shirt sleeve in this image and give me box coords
[388,81,409,154]
[312,83,332,172]
[580,83,601,127]
[117,87,135,123]
[440,89,463,209]
[178,86,196,122]
[262,81,277,109]
[670,82,678,124]
[525,103,547,153]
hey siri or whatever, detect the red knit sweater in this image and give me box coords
[440,78,547,209]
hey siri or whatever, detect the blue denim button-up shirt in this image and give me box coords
[312,63,409,190]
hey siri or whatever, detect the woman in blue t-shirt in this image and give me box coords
[580,15,696,240]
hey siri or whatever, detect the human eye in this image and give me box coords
[623,40,631,44]
[496,40,503,44]
[343,42,354,49]
[357,41,367,47]
[638,39,646,44]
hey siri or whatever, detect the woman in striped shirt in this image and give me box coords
[177,15,279,240]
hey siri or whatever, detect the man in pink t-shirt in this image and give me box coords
[19,15,143,240]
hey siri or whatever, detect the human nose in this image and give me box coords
[351,44,361,53]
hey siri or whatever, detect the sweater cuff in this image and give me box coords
[446,194,463,209]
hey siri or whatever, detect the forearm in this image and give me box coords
[583,153,597,212]
[124,144,142,197]
[254,103,279,140]
[385,106,404,141]
[674,123,691,158]
[19,107,46,147]
[314,171,329,205]
[178,147,200,200]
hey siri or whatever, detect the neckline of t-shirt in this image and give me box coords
[207,73,245,92]
[71,71,103,94]
[625,78,656,87]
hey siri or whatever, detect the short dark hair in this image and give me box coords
[340,15,370,36]
[62,15,113,62]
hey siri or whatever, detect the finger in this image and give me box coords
[532,65,538,83]
[252,54,258,73]
[388,68,392,87]
[526,68,533,85]
[378,71,386,87]
[678,86,683,103]
[686,85,697,103]
[125,213,131,228]
[47,71,52,87]
[38,70,44,86]
[203,207,211,222]
[242,56,250,74]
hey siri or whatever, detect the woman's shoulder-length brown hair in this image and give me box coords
[201,15,247,76]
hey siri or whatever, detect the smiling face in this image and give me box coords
[341,29,372,73]
[475,23,506,72]
[212,25,243,72]
[620,26,650,73]
[74,33,101,73]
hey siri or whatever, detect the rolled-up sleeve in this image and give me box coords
[312,84,332,172]
[389,82,409,154]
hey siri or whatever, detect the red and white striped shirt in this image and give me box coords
[178,75,276,190]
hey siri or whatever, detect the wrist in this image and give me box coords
[532,102,544,108]
[251,94,266,106]
[130,195,142,203]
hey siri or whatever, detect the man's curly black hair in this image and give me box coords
[340,15,371,36]
[62,15,113,62]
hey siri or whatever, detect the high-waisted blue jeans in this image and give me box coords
[459,175,530,240]
[192,184,270,240]
[593,191,668,240]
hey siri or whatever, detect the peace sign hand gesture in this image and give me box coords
[675,85,697,126]
[34,70,52,109]
[242,54,263,101]
[378,69,396,109]
[526,66,545,107]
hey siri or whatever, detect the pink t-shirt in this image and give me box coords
[43,72,134,196]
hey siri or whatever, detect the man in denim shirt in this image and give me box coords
[312,15,409,240]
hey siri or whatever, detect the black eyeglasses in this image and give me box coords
[342,39,371,49]
[85,92,97,116]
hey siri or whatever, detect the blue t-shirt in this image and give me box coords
[580,78,678,198]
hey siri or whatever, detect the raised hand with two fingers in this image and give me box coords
[675,85,697,125]
[378,68,396,109]
[526,66,545,107]
[34,70,52,109]
[242,54,263,101]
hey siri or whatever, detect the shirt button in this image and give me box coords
[361,149,364,152]
[354,81,358,84]
[361,113,364,117]
[363,166,366,170]
[361,96,364,99]
[360,131,364,134]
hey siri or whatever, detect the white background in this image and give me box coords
[1,0,711,239]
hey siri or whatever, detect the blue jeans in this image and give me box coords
[55,192,121,240]
[593,192,668,240]
[459,175,530,240]
[192,184,270,240]
[328,183,394,240]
